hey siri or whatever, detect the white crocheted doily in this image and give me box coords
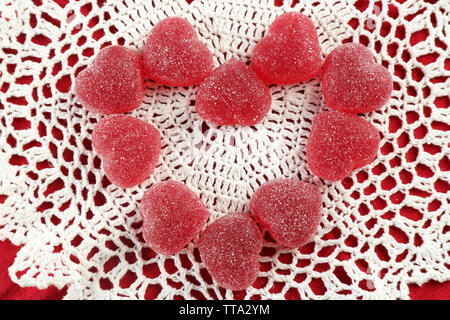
[0,0,449,300]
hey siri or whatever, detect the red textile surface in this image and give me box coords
[0,240,67,300]
[0,239,448,300]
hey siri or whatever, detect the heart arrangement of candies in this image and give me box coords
[75,13,392,291]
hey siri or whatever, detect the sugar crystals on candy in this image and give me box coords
[143,17,214,87]
[195,58,272,126]
[322,43,393,113]
[251,12,322,85]
[197,213,262,290]
[140,180,209,255]
[92,114,161,188]
[250,179,322,248]
[306,110,380,181]
[75,45,144,114]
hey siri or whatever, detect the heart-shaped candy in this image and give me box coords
[143,17,214,86]
[251,12,322,85]
[322,43,393,113]
[198,213,262,290]
[306,110,380,181]
[75,45,144,114]
[92,114,161,188]
[250,179,322,248]
[140,180,209,255]
[195,58,272,126]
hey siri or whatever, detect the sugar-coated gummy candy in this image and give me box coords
[322,43,393,113]
[306,110,380,181]
[195,58,272,126]
[197,213,262,290]
[75,45,144,114]
[251,12,322,85]
[250,179,322,248]
[143,17,214,86]
[92,114,161,188]
[140,180,209,255]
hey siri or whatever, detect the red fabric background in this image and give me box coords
[0,240,67,300]
[0,0,448,300]
[0,239,448,300]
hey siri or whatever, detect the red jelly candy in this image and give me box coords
[306,110,380,181]
[140,180,209,255]
[195,59,272,126]
[198,213,262,290]
[92,114,161,188]
[251,12,322,85]
[143,17,214,86]
[75,45,144,114]
[250,179,322,248]
[322,43,393,113]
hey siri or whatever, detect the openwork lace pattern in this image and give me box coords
[0,0,449,299]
